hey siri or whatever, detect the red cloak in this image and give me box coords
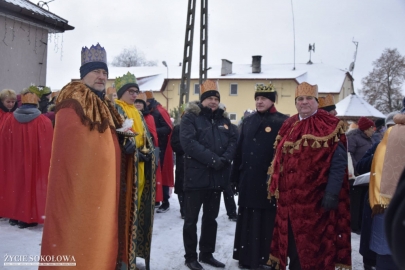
[0,113,53,223]
[144,114,163,202]
[156,104,174,187]
[268,110,351,270]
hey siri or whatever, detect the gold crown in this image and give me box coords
[145,91,154,99]
[21,92,40,104]
[115,72,138,91]
[295,82,318,98]
[200,80,218,93]
[136,92,147,103]
[319,94,335,108]
[255,83,276,93]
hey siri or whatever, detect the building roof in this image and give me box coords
[106,62,351,94]
[0,0,74,32]
[336,93,386,120]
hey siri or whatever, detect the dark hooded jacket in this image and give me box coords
[347,128,374,176]
[148,99,171,160]
[180,101,237,191]
[230,108,288,209]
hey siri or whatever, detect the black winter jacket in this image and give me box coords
[148,99,171,159]
[180,101,237,191]
[171,124,184,194]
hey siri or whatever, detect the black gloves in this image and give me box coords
[118,135,136,155]
[321,192,339,211]
[213,157,231,171]
[212,159,224,171]
[231,182,239,196]
[138,152,151,162]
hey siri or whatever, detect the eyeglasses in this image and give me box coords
[127,90,140,95]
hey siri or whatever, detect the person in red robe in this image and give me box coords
[135,92,163,203]
[0,89,53,228]
[267,82,351,270]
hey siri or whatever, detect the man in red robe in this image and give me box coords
[0,89,53,228]
[267,82,351,270]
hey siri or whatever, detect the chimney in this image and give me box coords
[221,59,233,76]
[252,55,262,73]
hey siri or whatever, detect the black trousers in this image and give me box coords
[287,219,302,270]
[349,180,368,232]
[222,184,237,217]
[183,190,221,262]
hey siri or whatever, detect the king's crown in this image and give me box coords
[81,43,107,65]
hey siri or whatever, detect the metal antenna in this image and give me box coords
[291,0,296,70]
[351,38,359,77]
[37,0,56,10]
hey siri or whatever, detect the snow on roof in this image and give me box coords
[336,93,386,120]
[4,0,70,24]
[108,62,349,93]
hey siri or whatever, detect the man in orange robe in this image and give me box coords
[40,44,138,270]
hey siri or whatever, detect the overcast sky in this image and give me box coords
[41,0,405,93]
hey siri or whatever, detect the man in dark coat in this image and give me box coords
[231,83,288,269]
[146,91,173,213]
[180,79,238,270]
[171,122,185,218]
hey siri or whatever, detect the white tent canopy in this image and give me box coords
[336,93,386,120]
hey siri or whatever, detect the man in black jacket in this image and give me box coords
[231,83,288,269]
[180,79,237,270]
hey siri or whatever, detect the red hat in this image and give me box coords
[358,117,375,131]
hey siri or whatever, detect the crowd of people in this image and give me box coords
[0,42,404,270]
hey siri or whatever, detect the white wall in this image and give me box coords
[0,16,48,93]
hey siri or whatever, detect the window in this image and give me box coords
[229,113,237,121]
[230,84,238,95]
[194,84,200,95]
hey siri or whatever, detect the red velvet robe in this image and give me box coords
[268,110,351,270]
[0,113,53,223]
[144,114,163,202]
[156,104,174,187]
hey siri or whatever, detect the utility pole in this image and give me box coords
[179,0,209,107]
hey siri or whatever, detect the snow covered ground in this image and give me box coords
[0,193,363,269]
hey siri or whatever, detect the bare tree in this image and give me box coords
[360,48,405,114]
[111,46,157,67]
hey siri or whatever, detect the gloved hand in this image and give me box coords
[321,192,339,211]
[231,182,239,196]
[122,137,136,155]
[138,152,151,162]
[212,159,224,171]
[220,157,230,165]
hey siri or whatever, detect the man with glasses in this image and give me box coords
[267,82,351,270]
[114,72,157,269]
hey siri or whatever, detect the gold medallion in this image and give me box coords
[224,124,229,130]
[265,126,271,132]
